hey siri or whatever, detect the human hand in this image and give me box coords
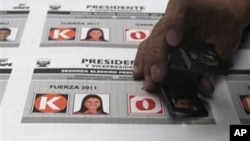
[133,0,250,96]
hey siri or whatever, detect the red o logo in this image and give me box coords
[128,95,164,115]
[130,31,147,40]
[125,29,150,42]
[241,96,250,113]
[136,98,156,110]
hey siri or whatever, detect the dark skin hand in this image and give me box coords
[133,0,250,97]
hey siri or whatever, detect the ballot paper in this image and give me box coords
[21,56,215,124]
[0,0,249,141]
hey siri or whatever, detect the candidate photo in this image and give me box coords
[73,94,109,115]
[80,27,109,42]
[0,27,18,42]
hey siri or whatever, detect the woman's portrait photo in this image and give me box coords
[81,27,109,42]
[73,94,109,115]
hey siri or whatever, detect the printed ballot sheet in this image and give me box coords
[21,56,215,124]
[40,11,161,48]
[0,0,250,141]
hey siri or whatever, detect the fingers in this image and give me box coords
[135,0,190,91]
[133,0,190,91]
[133,18,169,91]
[134,0,245,93]
[214,26,243,61]
[197,27,242,97]
[144,31,168,90]
[163,0,188,46]
[147,19,169,81]
[133,40,147,80]
[198,26,243,97]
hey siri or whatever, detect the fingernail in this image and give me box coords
[151,65,161,81]
[166,30,178,46]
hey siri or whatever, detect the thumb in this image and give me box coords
[163,0,189,46]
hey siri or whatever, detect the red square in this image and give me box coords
[124,29,150,42]
[32,93,68,113]
[48,28,76,40]
[240,95,250,114]
[128,95,164,115]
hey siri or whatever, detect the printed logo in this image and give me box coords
[13,3,30,9]
[37,58,51,67]
[230,125,250,141]
[128,95,164,115]
[240,95,250,114]
[49,4,61,10]
[125,29,150,42]
[0,58,12,67]
[48,28,76,40]
[32,93,68,113]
